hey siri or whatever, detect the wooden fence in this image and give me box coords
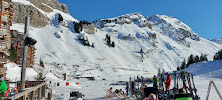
[6,82,50,100]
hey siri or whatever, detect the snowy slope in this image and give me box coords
[184,60,222,100]
[210,39,222,45]
[10,12,222,81]
[185,60,222,79]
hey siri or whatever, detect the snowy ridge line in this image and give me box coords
[210,39,222,45]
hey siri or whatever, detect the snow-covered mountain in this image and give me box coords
[10,0,222,80]
[210,39,222,45]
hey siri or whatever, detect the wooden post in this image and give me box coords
[47,93,52,100]
[37,87,42,100]
[47,88,52,100]
[31,90,35,100]
[20,16,29,92]
[42,85,46,98]
[141,76,145,98]
[137,76,139,89]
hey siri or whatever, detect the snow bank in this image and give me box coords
[6,63,37,81]
[186,60,222,79]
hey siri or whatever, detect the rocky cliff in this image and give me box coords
[12,0,69,27]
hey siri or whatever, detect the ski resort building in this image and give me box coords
[11,30,36,68]
[0,0,13,79]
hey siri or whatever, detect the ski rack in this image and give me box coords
[206,80,222,100]
[159,71,200,100]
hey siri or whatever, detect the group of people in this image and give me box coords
[152,73,172,91]
[106,82,131,98]
[105,73,172,99]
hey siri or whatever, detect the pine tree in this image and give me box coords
[86,41,90,46]
[200,54,204,61]
[58,14,63,23]
[111,41,115,47]
[74,23,82,33]
[200,54,208,62]
[83,40,87,46]
[219,49,222,59]
[180,59,186,69]
[36,72,46,81]
[92,43,95,48]
[213,49,222,60]
[9,45,18,62]
[194,55,200,63]
[105,34,109,41]
[40,58,44,67]
[204,54,208,62]
[107,36,111,45]
[213,55,217,61]
[186,54,194,68]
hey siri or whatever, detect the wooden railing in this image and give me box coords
[206,80,222,100]
[7,82,48,100]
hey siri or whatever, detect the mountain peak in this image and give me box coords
[93,12,200,41]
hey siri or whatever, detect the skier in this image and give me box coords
[153,75,159,89]
[115,89,119,94]
[131,81,135,94]
[165,73,171,91]
[0,77,8,98]
[119,89,124,94]
[125,82,129,96]
[107,87,112,93]
[106,87,113,98]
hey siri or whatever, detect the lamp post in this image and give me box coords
[20,16,29,92]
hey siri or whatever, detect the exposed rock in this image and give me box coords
[12,2,50,27]
[12,0,70,27]
[82,24,95,35]
[27,0,69,14]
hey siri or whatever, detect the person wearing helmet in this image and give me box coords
[153,75,159,89]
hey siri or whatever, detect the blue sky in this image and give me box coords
[57,0,222,39]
